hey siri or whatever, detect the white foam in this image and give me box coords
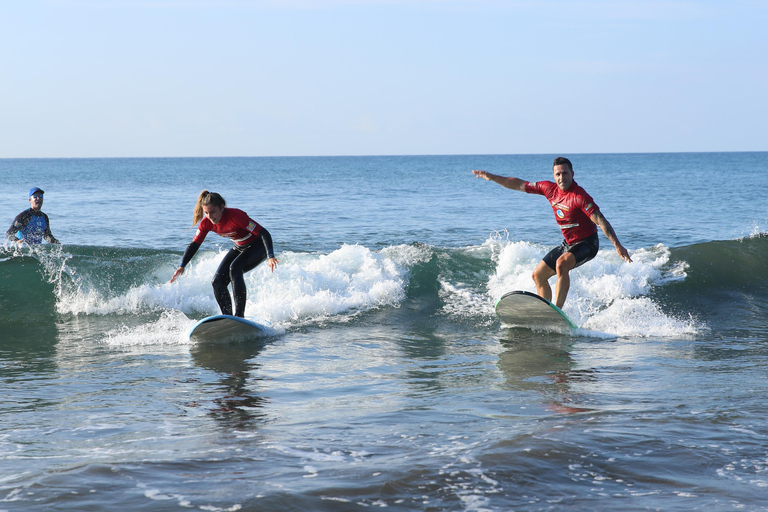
[101,310,191,346]
[245,243,427,328]
[440,237,703,337]
[66,245,428,339]
[31,237,705,341]
[560,245,702,336]
[580,297,699,337]
[744,224,768,240]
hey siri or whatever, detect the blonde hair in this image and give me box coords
[192,190,226,226]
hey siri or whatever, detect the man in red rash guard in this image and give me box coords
[473,157,632,308]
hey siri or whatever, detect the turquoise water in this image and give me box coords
[1,153,767,511]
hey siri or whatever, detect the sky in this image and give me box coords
[1,0,766,158]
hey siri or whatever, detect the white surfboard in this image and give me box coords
[494,290,577,331]
[188,315,266,343]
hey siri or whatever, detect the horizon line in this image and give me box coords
[2,149,766,160]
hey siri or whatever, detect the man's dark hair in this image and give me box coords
[553,157,573,172]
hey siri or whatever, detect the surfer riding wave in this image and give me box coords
[170,190,278,318]
[473,157,632,308]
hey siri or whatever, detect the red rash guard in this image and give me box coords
[524,180,599,245]
[193,208,264,246]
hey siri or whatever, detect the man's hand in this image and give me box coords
[616,244,632,263]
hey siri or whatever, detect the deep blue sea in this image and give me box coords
[1,153,767,511]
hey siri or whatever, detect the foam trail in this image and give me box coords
[243,243,430,328]
[101,310,192,346]
[438,236,541,321]
[580,297,699,337]
[440,237,703,337]
[58,245,430,346]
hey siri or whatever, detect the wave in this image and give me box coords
[3,234,765,343]
[0,254,57,317]
[436,234,701,338]
[0,242,432,345]
[666,234,768,291]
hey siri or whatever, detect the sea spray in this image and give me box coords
[435,236,704,337]
[2,238,709,341]
[244,243,431,328]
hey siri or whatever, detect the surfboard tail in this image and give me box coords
[494,290,577,331]
[189,315,266,343]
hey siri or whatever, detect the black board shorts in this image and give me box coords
[542,233,599,271]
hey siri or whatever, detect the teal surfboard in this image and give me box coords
[188,315,266,343]
[494,290,577,331]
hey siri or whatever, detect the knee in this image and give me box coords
[555,255,575,275]
[228,264,244,282]
[212,273,229,289]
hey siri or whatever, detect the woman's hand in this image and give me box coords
[170,267,184,283]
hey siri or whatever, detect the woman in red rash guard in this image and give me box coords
[170,190,278,318]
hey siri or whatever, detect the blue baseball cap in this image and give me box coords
[29,187,44,198]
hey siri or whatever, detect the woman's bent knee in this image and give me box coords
[212,274,229,289]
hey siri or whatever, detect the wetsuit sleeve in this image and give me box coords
[6,211,28,241]
[258,228,275,259]
[191,217,213,244]
[180,241,201,268]
[6,219,19,241]
[42,213,59,244]
[191,227,207,244]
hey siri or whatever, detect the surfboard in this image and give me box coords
[188,315,266,343]
[494,290,577,331]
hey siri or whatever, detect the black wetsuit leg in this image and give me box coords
[211,249,240,316]
[211,242,269,318]
[229,242,269,318]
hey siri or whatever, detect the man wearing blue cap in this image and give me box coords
[5,187,60,245]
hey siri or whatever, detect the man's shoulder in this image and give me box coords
[13,209,33,222]
[562,181,590,197]
[568,183,598,211]
[528,180,556,193]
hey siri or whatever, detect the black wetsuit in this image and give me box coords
[181,229,275,318]
[6,209,59,245]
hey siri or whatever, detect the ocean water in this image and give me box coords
[1,153,767,511]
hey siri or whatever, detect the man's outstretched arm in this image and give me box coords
[591,211,632,263]
[472,170,527,192]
